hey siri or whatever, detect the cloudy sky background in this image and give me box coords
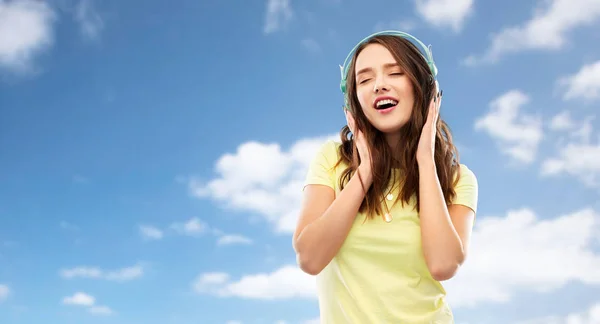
[1,0,600,323]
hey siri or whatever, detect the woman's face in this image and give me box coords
[354,43,415,135]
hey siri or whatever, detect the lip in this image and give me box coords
[373,96,399,109]
[376,106,396,114]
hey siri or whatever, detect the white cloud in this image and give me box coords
[263,0,293,34]
[195,133,600,311]
[445,207,600,308]
[414,0,474,32]
[139,218,251,246]
[0,284,9,302]
[74,0,103,40]
[62,292,95,306]
[139,225,163,240]
[192,272,230,294]
[301,38,320,54]
[170,217,207,236]
[549,110,575,131]
[518,301,600,324]
[195,132,600,310]
[558,60,600,103]
[89,305,113,316]
[217,234,253,246]
[192,265,316,300]
[0,0,56,73]
[474,90,543,164]
[189,134,337,234]
[541,119,600,187]
[60,221,79,231]
[464,0,600,65]
[62,292,114,316]
[191,206,600,310]
[60,264,143,282]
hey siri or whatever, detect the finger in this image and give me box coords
[348,112,356,134]
[426,96,436,123]
[435,90,442,120]
[344,109,349,126]
[344,110,352,133]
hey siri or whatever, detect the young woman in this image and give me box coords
[292,31,479,323]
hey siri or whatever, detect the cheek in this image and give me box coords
[356,88,371,111]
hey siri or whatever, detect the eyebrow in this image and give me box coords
[356,63,400,76]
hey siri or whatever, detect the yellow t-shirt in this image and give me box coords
[303,140,478,324]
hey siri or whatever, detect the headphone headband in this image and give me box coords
[339,30,438,111]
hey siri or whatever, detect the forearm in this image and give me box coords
[418,160,464,278]
[295,167,372,275]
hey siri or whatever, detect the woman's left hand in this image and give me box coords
[416,89,442,165]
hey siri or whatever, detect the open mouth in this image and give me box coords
[375,99,398,110]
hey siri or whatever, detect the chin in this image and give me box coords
[367,107,410,131]
[372,118,409,134]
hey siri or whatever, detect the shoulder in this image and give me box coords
[316,139,342,160]
[455,164,477,186]
[452,163,479,212]
[308,139,343,168]
[304,139,343,190]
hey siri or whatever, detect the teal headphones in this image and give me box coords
[339,30,438,111]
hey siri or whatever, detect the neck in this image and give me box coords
[384,132,402,169]
[384,132,401,150]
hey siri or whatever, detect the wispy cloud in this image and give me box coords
[414,0,474,32]
[541,116,600,187]
[0,0,56,73]
[63,292,95,306]
[548,110,576,131]
[137,218,252,246]
[217,234,253,246]
[60,221,79,231]
[0,284,9,302]
[192,265,316,300]
[464,0,600,65]
[73,0,104,41]
[62,292,114,316]
[170,217,207,236]
[88,305,113,316]
[263,0,293,34]
[474,90,543,164]
[139,225,164,240]
[60,264,144,282]
[301,38,320,54]
[557,60,600,103]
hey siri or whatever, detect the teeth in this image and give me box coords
[376,99,398,107]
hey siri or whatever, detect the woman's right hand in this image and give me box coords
[345,110,373,184]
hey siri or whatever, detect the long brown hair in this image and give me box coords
[336,35,460,219]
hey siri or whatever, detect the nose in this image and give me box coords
[373,75,389,93]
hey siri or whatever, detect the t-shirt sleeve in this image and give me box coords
[303,140,337,191]
[451,164,479,213]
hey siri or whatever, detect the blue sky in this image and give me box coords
[1,0,600,323]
